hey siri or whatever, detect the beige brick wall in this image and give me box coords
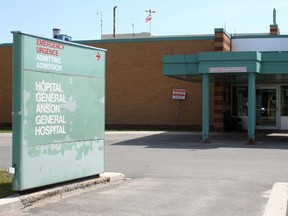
[213,30,232,130]
[0,45,12,126]
[87,39,215,128]
[0,38,215,129]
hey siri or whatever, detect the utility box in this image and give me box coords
[11,32,106,191]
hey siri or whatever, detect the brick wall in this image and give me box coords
[0,37,215,129]
[213,29,232,131]
[85,39,215,128]
[270,25,280,35]
[0,45,12,127]
[214,31,231,52]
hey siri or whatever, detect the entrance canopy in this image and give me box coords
[163,51,288,84]
[163,51,288,143]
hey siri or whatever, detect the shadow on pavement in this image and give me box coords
[111,131,288,150]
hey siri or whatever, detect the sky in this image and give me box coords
[1,0,288,43]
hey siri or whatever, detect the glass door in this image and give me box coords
[256,88,277,128]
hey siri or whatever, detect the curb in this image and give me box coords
[0,133,12,137]
[102,172,125,183]
[104,131,211,136]
[0,197,23,216]
[0,172,125,216]
[263,182,288,216]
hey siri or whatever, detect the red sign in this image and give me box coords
[172,89,186,100]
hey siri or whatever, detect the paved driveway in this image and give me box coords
[2,131,288,215]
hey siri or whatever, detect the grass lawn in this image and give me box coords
[0,170,14,198]
[0,130,12,133]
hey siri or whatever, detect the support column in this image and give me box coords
[248,73,256,143]
[202,73,210,142]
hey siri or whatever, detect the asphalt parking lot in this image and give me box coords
[1,131,288,215]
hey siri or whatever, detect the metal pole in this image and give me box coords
[248,73,256,143]
[273,8,276,25]
[100,12,103,36]
[175,99,180,129]
[97,11,103,38]
[113,6,117,37]
[145,9,155,35]
[202,73,210,143]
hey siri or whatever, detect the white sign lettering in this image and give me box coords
[209,66,247,73]
[34,80,67,136]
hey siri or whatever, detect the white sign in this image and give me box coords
[209,66,247,73]
[172,89,186,100]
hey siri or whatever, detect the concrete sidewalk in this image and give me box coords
[1,175,287,216]
[0,172,125,216]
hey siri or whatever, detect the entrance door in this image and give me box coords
[256,88,278,128]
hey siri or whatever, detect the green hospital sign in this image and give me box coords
[12,32,106,191]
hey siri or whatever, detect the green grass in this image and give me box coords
[0,130,12,133]
[0,170,14,198]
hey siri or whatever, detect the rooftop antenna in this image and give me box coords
[145,9,156,34]
[273,8,277,25]
[113,6,117,38]
[132,23,135,37]
[97,10,103,37]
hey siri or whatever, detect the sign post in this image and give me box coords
[11,32,106,191]
[172,89,186,128]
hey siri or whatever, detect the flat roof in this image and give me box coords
[163,51,288,84]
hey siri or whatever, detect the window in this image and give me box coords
[281,86,288,116]
[232,86,248,116]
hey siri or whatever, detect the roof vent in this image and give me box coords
[53,28,72,41]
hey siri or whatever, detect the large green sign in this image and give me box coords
[12,32,106,191]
